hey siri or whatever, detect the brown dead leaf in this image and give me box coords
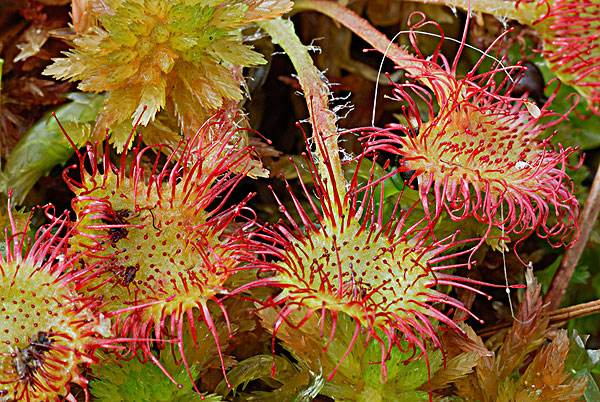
[13,25,49,62]
[366,0,403,27]
[0,76,70,155]
[37,0,71,4]
[441,323,491,359]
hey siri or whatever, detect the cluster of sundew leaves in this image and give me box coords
[44,0,293,150]
[519,0,600,114]
[0,0,596,398]
[0,212,111,401]
[291,0,581,252]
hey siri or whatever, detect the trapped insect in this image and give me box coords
[13,332,54,383]
[102,208,132,245]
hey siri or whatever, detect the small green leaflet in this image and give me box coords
[1,93,104,204]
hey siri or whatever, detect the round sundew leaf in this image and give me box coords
[63,122,259,390]
[71,173,236,324]
[250,147,491,382]
[0,215,107,401]
[363,69,579,247]
[276,219,436,330]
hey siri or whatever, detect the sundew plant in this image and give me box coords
[0,0,599,401]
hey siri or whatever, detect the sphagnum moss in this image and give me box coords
[44,0,293,149]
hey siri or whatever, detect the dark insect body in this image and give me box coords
[399,168,418,190]
[13,332,53,384]
[102,208,132,245]
[511,61,548,107]
[119,264,140,286]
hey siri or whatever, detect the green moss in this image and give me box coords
[44,0,292,150]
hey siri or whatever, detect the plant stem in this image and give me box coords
[545,164,600,310]
[478,298,600,338]
[294,0,421,74]
[401,0,541,25]
[549,299,600,323]
[0,58,3,95]
[259,18,346,202]
[293,0,451,94]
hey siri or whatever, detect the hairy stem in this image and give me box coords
[545,164,600,310]
[295,0,422,74]
[403,0,541,25]
[293,0,453,97]
[259,18,346,201]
